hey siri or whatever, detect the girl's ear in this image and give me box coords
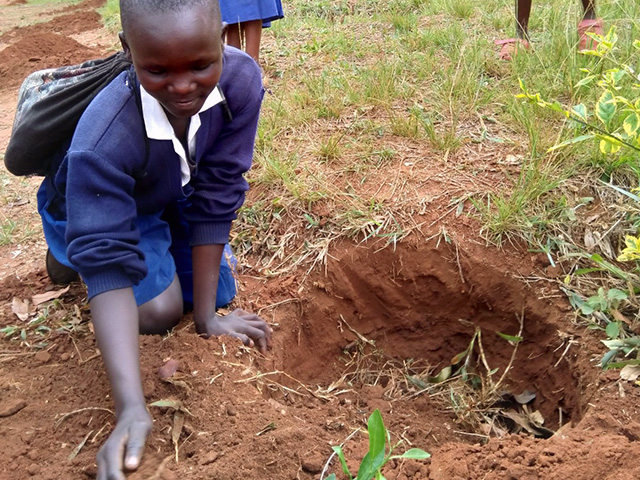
[119,31,132,60]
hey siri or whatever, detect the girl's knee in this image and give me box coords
[138,276,183,335]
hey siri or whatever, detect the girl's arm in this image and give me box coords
[191,244,271,353]
[90,288,152,480]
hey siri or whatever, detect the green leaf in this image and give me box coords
[497,332,523,344]
[571,104,588,121]
[390,448,431,460]
[599,137,622,154]
[547,134,594,152]
[603,358,640,369]
[326,475,337,480]
[618,235,640,261]
[450,346,470,365]
[574,75,596,89]
[549,101,568,115]
[573,267,602,276]
[595,90,616,127]
[332,446,353,479]
[605,322,620,339]
[407,375,429,389]
[580,304,595,315]
[356,410,387,480]
[428,365,452,383]
[602,338,640,349]
[600,348,620,368]
[623,113,640,137]
[607,289,628,301]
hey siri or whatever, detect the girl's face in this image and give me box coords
[121,5,225,121]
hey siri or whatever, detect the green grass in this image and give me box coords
[98,0,121,33]
[93,0,640,307]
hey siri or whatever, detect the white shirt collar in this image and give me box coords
[140,86,224,186]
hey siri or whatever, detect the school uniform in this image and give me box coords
[219,0,284,26]
[37,46,263,308]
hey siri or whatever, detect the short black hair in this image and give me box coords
[120,0,221,33]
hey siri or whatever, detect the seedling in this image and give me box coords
[325,409,430,480]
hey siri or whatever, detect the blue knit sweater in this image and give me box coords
[49,47,263,299]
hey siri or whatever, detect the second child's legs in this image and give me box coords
[496,0,532,60]
[516,0,597,38]
[581,0,596,20]
[225,19,263,62]
[515,0,533,40]
[578,0,601,50]
[500,0,601,59]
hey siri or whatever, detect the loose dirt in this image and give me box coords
[1,1,639,479]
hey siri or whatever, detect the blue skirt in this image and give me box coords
[37,180,237,309]
[219,0,284,25]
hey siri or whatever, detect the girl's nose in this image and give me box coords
[168,75,196,94]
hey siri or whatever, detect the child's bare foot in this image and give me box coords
[495,38,531,61]
[578,18,603,50]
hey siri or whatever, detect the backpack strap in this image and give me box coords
[218,87,233,123]
[126,68,150,179]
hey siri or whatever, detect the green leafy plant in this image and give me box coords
[517,27,640,158]
[325,409,430,480]
[579,287,628,317]
[618,234,640,262]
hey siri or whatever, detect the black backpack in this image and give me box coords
[5,51,132,176]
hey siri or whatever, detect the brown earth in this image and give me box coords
[1,1,639,480]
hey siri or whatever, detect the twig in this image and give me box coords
[71,337,84,363]
[257,298,301,316]
[55,407,114,428]
[319,428,361,480]
[79,352,101,365]
[494,308,525,392]
[553,337,576,368]
[339,315,375,347]
[452,430,489,440]
[454,241,466,284]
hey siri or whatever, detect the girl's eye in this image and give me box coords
[146,69,166,76]
[192,64,211,72]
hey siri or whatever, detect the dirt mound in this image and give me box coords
[0,10,102,43]
[3,238,637,480]
[0,32,101,88]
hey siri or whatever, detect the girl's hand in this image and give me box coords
[197,308,272,354]
[96,404,152,480]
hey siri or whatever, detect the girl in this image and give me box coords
[496,0,602,60]
[219,0,284,62]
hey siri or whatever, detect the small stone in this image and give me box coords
[157,359,181,379]
[0,398,27,417]
[26,449,39,461]
[226,405,237,416]
[60,352,71,361]
[34,351,51,363]
[26,463,39,476]
[301,460,323,474]
[199,452,219,466]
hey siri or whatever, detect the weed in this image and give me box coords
[445,0,474,19]
[323,409,430,480]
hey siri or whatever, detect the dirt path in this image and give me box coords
[1,1,639,480]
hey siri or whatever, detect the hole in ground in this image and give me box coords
[275,239,592,438]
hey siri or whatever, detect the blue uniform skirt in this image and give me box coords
[37,180,237,309]
[219,0,284,25]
